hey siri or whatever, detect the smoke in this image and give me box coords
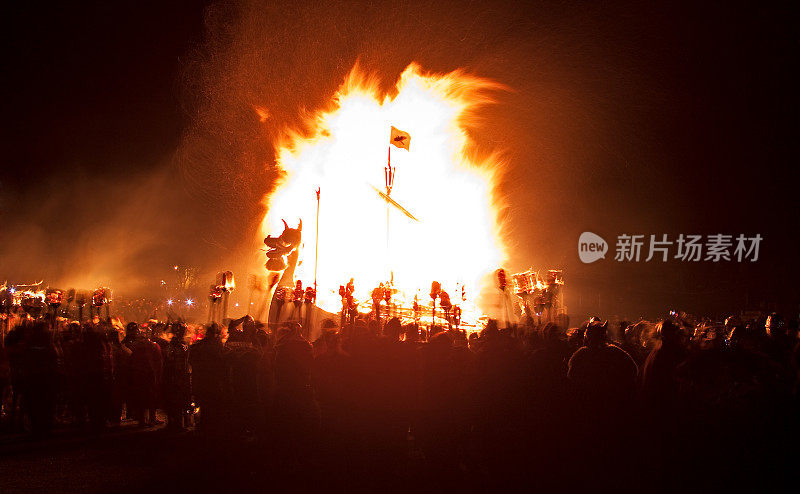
[172,0,539,289]
[4,1,792,319]
[0,165,198,293]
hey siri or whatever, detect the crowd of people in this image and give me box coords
[0,309,798,489]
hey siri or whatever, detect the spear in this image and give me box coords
[315,188,320,296]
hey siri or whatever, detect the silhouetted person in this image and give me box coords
[163,323,191,431]
[61,322,88,427]
[0,337,10,427]
[567,320,639,484]
[5,324,27,432]
[150,322,170,355]
[106,327,130,425]
[762,313,796,389]
[639,319,687,483]
[528,323,571,427]
[189,323,229,434]
[312,329,354,477]
[80,326,113,431]
[274,322,318,469]
[124,322,162,426]
[19,322,59,437]
[473,319,526,480]
[253,325,275,430]
[226,315,262,436]
[641,319,686,416]
[360,316,416,479]
[568,320,638,409]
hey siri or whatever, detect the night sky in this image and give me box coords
[1,1,798,321]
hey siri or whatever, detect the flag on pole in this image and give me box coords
[389,126,411,151]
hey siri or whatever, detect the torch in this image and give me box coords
[496,268,510,329]
[303,285,316,337]
[104,288,113,319]
[76,291,87,322]
[371,284,384,325]
[46,289,62,329]
[346,278,356,326]
[220,271,235,323]
[272,286,287,325]
[430,281,441,335]
[208,284,223,324]
[383,284,392,321]
[92,288,108,321]
[453,305,462,331]
[292,280,303,321]
[439,290,452,329]
[1,287,13,344]
[64,288,75,319]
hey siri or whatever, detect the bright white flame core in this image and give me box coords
[262,63,506,315]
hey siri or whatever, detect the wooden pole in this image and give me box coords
[222,292,230,324]
[431,298,436,338]
[315,188,320,296]
[385,147,393,283]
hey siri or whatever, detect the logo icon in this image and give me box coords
[578,232,608,263]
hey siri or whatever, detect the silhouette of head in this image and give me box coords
[125,322,139,337]
[729,323,759,351]
[106,328,121,345]
[584,320,608,348]
[405,323,420,342]
[322,330,340,350]
[482,319,499,339]
[67,321,81,336]
[171,322,187,342]
[205,322,221,340]
[544,323,563,343]
[385,317,402,340]
[658,319,681,345]
[724,315,743,332]
[368,319,380,336]
[152,323,166,338]
[242,315,256,335]
[765,313,785,338]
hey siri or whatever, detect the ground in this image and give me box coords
[0,416,272,493]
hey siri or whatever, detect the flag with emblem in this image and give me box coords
[389,126,411,151]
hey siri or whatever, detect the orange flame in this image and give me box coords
[261,63,507,317]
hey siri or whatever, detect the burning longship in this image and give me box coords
[260,63,559,328]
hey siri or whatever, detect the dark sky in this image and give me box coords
[1,1,798,320]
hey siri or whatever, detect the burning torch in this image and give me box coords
[303,285,316,334]
[92,287,111,320]
[46,289,63,328]
[75,291,87,322]
[220,271,235,323]
[292,280,303,320]
[371,283,385,324]
[430,281,441,333]
[383,284,393,321]
[208,284,224,324]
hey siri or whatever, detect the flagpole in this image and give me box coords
[386,146,392,283]
[315,187,320,295]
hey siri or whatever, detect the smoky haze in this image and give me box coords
[2,1,798,321]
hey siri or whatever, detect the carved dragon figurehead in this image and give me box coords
[263,219,303,306]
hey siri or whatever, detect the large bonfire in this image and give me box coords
[261,63,507,319]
